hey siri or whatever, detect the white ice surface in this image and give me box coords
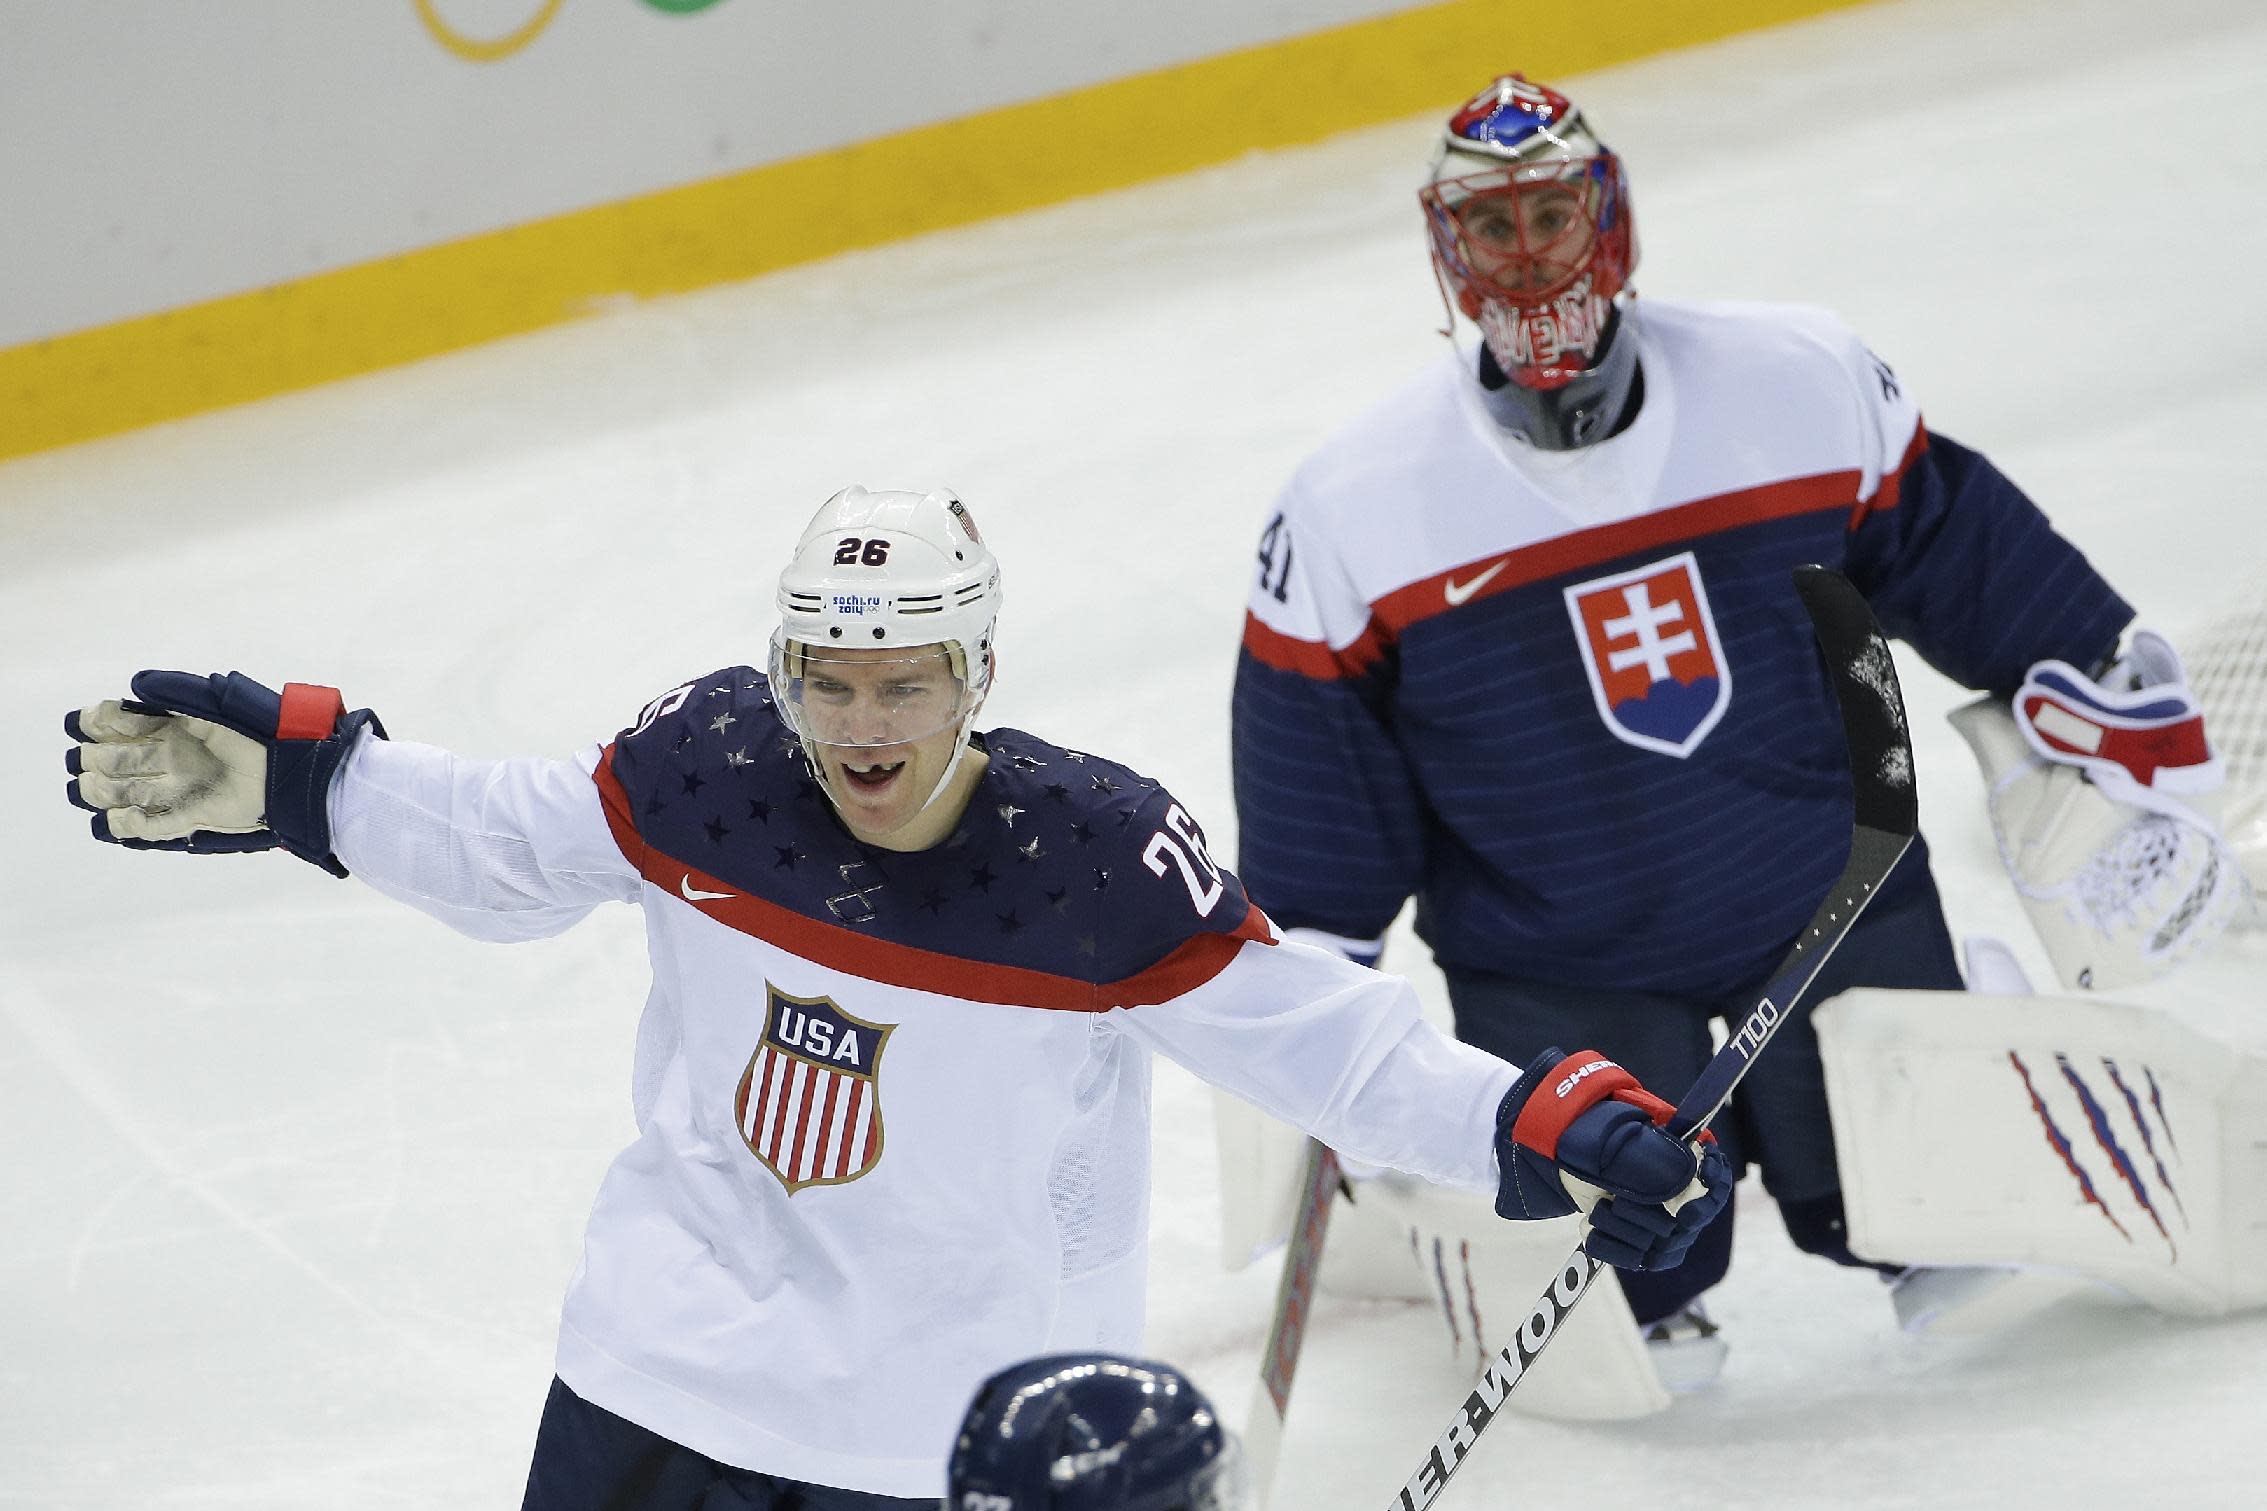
[5,0,2265,1505]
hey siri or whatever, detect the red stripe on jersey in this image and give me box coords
[750,1047,780,1143]
[1850,418,1931,531]
[767,1059,798,1164]
[810,1073,844,1184]
[1373,468,1864,637]
[592,746,1275,1012]
[1240,611,1394,682]
[836,1080,864,1179]
[789,1067,821,1181]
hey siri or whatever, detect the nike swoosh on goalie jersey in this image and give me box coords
[1443,560,1508,606]
[679,875,735,902]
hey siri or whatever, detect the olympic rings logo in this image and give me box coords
[414,0,730,64]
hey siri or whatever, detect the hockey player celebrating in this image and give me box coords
[66,485,1730,1509]
[1230,74,2235,1378]
[947,1353,1247,1511]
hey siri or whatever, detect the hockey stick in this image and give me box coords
[1381,566,1919,1511]
[1243,1137,1340,1508]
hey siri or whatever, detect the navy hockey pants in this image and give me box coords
[522,1377,933,1511]
[1443,843,1963,1325]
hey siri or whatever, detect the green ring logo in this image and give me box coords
[415,0,732,64]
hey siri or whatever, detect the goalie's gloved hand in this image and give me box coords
[65,671,386,878]
[1494,1047,1732,1272]
[2016,629,2222,814]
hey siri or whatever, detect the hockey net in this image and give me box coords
[2186,589,2267,904]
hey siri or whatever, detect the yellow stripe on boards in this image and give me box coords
[0,0,1872,461]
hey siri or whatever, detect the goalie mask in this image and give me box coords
[1421,74,1640,449]
[770,485,1000,833]
[946,1353,1251,1511]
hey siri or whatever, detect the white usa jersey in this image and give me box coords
[329,667,1516,1496]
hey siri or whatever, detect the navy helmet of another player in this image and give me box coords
[770,485,1001,829]
[1420,74,1641,450]
[946,1354,1249,1511]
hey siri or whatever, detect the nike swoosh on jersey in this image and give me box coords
[680,875,735,902]
[1443,560,1508,606]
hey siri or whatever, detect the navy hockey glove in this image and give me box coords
[65,671,385,878]
[1495,1048,1732,1272]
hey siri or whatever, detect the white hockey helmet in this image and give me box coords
[769,486,1002,807]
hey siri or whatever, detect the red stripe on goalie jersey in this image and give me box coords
[1240,613,1393,680]
[1373,469,1865,636]
[1848,420,1930,530]
[1243,466,1886,682]
[591,742,1272,1011]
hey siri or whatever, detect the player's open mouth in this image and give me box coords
[841,760,905,792]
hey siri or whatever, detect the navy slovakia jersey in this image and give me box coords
[325,668,1515,1495]
[1233,299,2134,996]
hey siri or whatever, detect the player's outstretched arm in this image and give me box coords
[66,670,383,878]
[1130,934,1727,1271]
[69,667,642,940]
[1493,1047,1732,1272]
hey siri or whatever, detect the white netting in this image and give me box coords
[2184,587,2267,902]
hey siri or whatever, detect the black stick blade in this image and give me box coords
[1793,565,1919,841]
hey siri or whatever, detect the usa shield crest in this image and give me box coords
[736,986,894,1193]
[1562,551,1731,758]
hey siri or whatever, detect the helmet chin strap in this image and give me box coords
[915,714,983,816]
[913,642,990,818]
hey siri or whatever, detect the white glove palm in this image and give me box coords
[70,700,270,841]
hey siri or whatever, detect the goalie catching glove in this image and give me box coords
[1953,629,2247,991]
[1494,1047,1731,1271]
[65,670,384,878]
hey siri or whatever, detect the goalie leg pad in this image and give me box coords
[1723,847,1963,1209]
[1818,987,2267,1317]
[1212,1085,1309,1271]
[1356,1178,1673,1422]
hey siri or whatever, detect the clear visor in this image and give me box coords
[768,631,974,750]
[1421,163,1604,305]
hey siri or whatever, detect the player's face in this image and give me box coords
[1451,179,1596,296]
[791,645,971,842]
